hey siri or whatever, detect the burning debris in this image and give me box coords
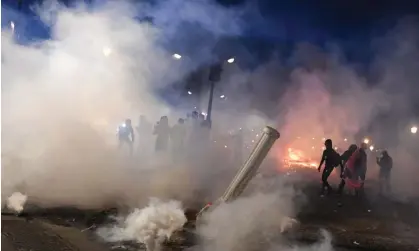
[283,148,317,170]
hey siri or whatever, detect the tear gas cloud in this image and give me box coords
[97,198,187,251]
[1,0,252,209]
[2,0,419,249]
[196,192,331,251]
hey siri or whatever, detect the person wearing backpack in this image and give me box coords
[318,139,344,195]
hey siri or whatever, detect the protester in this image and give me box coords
[117,118,135,156]
[342,142,368,196]
[376,150,393,195]
[357,142,368,192]
[153,116,170,152]
[337,144,358,195]
[171,118,187,155]
[318,139,343,195]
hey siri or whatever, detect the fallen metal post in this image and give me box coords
[197,126,280,218]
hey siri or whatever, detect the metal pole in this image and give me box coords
[196,126,280,218]
[220,126,280,202]
[206,80,215,128]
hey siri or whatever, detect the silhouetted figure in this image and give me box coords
[377,150,393,195]
[188,111,201,144]
[318,139,343,195]
[153,116,170,152]
[356,143,368,192]
[337,144,358,194]
[118,119,134,156]
[171,118,187,154]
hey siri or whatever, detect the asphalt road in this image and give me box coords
[1,215,106,251]
[2,171,419,251]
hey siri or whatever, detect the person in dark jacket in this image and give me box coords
[318,139,343,195]
[377,150,393,195]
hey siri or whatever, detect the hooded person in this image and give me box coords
[317,139,344,195]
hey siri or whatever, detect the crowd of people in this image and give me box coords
[118,114,394,197]
[317,139,393,197]
[116,111,218,158]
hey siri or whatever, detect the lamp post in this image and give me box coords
[206,63,223,128]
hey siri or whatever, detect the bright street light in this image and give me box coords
[173,53,182,60]
[102,47,112,57]
[411,126,418,134]
[10,21,15,32]
[369,145,375,151]
[220,94,225,99]
[187,91,192,95]
[227,57,235,63]
[363,138,370,144]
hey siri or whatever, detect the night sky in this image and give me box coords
[3,0,419,62]
[2,2,417,60]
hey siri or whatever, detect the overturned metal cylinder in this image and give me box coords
[196,126,280,219]
[220,126,280,202]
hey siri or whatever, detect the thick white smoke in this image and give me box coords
[97,198,187,251]
[196,192,331,251]
[1,0,250,209]
[5,192,28,214]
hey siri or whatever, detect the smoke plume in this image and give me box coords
[97,198,187,251]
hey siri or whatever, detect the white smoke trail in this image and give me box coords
[5,192,28,214]
[97,198,187,251]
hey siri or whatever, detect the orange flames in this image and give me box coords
[283,148,317,169]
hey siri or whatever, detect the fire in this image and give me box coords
[283,148,317,170]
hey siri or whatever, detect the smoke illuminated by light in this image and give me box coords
[173,53,182,59]
[102,47,112,57]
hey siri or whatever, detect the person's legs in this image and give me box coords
[321,167,334,194]
[358,167,366,194]
[378,170,385,195]
[384,170,391,194]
